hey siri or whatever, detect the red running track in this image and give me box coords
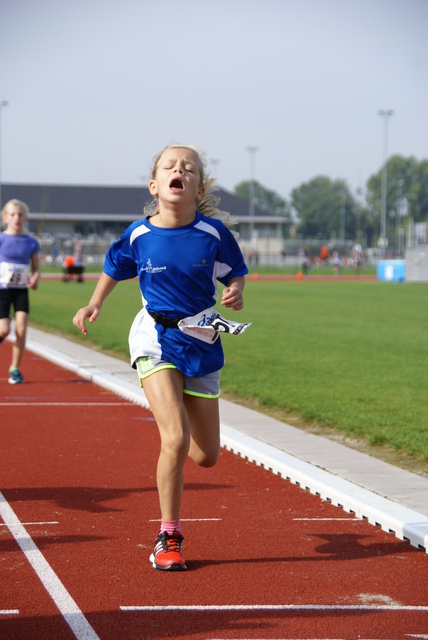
[0,342,427,640]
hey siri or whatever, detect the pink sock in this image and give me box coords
[160,519,181,535]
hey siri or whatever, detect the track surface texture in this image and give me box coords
[0,342,427,640]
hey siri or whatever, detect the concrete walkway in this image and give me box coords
[22,326,428,552]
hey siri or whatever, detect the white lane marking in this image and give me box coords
[0,521,59,527]
[0,402,133,406]
[0,610,19,615]
[0,491,100,640]
[120,604,428,612]
[181,518,222,522]
[149,518,222,522]
[293,518,357,521]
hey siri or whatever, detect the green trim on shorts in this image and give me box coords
[183,388,220,399]
[135,356,176,387]
[135,356,220,397]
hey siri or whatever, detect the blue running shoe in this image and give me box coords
[8,369,25,384]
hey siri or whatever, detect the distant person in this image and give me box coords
[351,244,363,273]
[63,255,75,269]
[319,245,330,263]
[73,238,83,265]
[332,250,341,277]
[299,247,310,275]
[0,199,40,384]
[73,144,250,572]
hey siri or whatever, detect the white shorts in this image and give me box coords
[135,355,220,398]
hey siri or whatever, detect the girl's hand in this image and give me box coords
[73,304,101,336]
[27,274,39,290]
[221,281,244,311]
[72,273,118,336]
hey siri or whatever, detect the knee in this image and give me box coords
[192,447,220,468]
[198,453,219,468]
[0,325,10,340]
[161,427,190,461]
[14,324,27,340]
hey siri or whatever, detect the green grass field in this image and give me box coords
[29,275,428,465]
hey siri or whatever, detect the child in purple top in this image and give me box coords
[0,199,40,384]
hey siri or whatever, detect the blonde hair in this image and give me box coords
[2,199,29,222]
[144,144,239,237]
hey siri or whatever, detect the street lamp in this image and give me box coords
[378,109,394,257]
[247,145,258,243]
[0,100,9,210]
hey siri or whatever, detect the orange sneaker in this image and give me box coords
[149,530,187,571]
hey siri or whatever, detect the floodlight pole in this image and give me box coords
[379,109,393,258]
[247,146,258,243]
[0,100,9,211]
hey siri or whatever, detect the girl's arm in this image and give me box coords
[221,275,245,311]
[73,272,118,335]
[28,253,40,290]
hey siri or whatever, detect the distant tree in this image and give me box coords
[412,159,428,221]
[366,155,428,224]
[234,180,288,217]
[290,176,357,240]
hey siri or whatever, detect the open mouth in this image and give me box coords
[169,178,184,190]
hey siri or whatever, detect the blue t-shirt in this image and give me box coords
[103,212,248,376]
[0,233,40,289]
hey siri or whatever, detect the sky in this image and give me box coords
[0,0,427,204]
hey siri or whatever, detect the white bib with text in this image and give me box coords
[0,261,29,288]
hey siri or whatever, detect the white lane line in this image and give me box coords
[120,604,428,612]
[293,518,358,521]
[149,518,222,523]
[0,610,19,615]
[0,402,133,406]
[0,521,59,527]
[0,491,100,640]
[181,518,222,522]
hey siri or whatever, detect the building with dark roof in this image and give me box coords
[2,183,287,260]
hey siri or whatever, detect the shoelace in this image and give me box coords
[155,531,183,554]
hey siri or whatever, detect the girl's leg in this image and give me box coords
[142,368,190,522]
[11,311,28,370]
[141,369,220,571]
[0,316,11,341]
[184,394,220,468]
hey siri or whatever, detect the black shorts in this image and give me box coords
[0,288,30,318]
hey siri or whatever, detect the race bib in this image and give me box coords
[0,261,29,287]
[178,310,251,344]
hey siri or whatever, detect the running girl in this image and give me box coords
[73,144,249,571]
[0,199,40,384]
